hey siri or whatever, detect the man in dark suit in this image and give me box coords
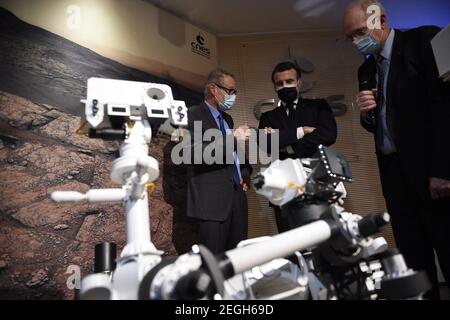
[185,68,252,255]
[258,61,338,233]
[343,0,450,299]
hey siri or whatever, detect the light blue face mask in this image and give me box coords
[353,32,381,55]
[217,94,236,111]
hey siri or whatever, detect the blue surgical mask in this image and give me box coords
[217,94,236,111]
[353,32,381,55]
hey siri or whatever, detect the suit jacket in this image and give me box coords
[186,102,252,222]
[258,97,337,160]
[359,26,450,198]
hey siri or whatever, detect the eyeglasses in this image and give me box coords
[214,83,237,95]
[347,27,370,42]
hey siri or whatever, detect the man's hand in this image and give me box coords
[240,170,252,192]
[357,89,378,116]
[241,178,250,192]
[303,126,316,134]
[264,127,274,134]
[234,125,250,141]
[430,177,450,200]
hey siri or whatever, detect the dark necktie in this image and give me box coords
[375,56,386,150]
[286,101,296,124]
[217,114,241,187]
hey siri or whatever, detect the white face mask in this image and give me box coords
[217,93,236,111]
[353,28,385,56]
[214,84,237,111]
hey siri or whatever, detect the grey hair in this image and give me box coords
[204,68,235,96]
[346,0,386,16]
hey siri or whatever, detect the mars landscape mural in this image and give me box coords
[0,7,202,299]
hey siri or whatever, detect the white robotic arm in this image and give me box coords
[51,78,188,299]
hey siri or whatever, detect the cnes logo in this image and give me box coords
[196,34,205,45]
[191,33,211,59]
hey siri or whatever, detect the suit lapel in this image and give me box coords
[294,98,304,125]
[200,102,220,130]
[385,30,404,141]
[386,29,404,113]
[276,99,303,127]
[220,111,234,129]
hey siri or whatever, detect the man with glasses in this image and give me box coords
[343,0,450,299]
[258,61,338,233]
[185,68,252,254]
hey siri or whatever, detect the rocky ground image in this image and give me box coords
[0,92,197,300]
[0,7,202,299]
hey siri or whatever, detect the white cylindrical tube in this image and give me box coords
[225,220,332,275]
[51,189,125,203]
[86,189,126,203]
[51,191,87,203]
[124,191,151,249]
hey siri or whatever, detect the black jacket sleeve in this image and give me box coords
[258,111,298,154]
[292,99,338,158]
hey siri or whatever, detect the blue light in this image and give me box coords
[384,0,450,28]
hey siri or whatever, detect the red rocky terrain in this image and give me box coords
[0,91,197,299]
